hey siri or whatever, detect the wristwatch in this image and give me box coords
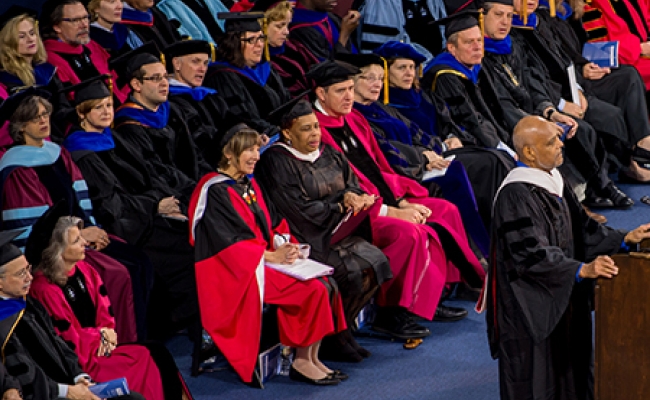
[544,108,556,120]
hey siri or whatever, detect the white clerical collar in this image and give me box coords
[276,142,321,163]
[314,100,329,116]
[495,165,565,204]
[168,78,190,88]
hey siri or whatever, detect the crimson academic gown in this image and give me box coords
[316,109,485,318]
[188,173,346,383]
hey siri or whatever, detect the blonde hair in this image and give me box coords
[566,0,585,19]
[87,0,103,21]
[0,15,48,87]
[38,216,85,286]
[264,1,294,22]
[218,129,263,170]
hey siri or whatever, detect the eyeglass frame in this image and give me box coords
[29,111,51,124]
[140,74,170,83]
[0,264,32,280]
[61,15,91,25]
[240,35,267,45]
[358,75,383,83]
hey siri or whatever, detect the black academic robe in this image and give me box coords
[167,90,230,168]
[488,181,626,400]
[289,11,355,61]
[0,363,19,397]
[203,64,291,136]
[123,7,181,49]
[1,297,142,400]
[422,64,510,148]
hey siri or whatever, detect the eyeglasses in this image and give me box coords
[61,15,90,25]
[141,74,170,83]
[240,35,267,45]
[29,111,51,123]
[359,75,383,83]
[1,264,32,280]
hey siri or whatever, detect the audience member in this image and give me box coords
[308,60,486,331]
[252,0,320,97]
[40,0,128,103]
[204,12,291,139]
[487,115,650,400]
[0,88,155,342]
[290,0,359,60]
[60,76,200,342]
[188,124,347,386]
[0,230,145,400]
[88,0,143,56]
[257,98,393,360]
[0,7,72,143]
[120,0,182,49]
[111,43,211,184]
[26,202,192,400]
[164,39,231,167]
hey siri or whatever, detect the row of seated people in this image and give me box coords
[3,0,647,396]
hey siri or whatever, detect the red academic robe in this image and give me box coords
[29,262,164,400]
[582,0,650,89]
[43,39,128,103]
[317,109,486,318]
[189,173,345,383]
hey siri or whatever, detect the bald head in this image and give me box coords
[513,116,564,171]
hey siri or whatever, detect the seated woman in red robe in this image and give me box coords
[26,203,193,400]
[188,123,347,386]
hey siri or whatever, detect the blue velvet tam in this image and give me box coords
[373,41,427,65]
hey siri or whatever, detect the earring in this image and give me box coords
[287,139,292,146]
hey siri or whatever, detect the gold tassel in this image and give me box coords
[522,0,528,25]
[107,76,114,96]
[160,53,166,68]
[418,64,423,78]
[381,57,389,104]
[550,0,556,17]
[479,9,485,56]
[210,43,216,62]
[263,18,270,62]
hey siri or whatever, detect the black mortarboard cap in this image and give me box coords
[335,53,384,69]
[0,86,51,126]
[24,200,70,267]
[483,0,513,6]
[431,10,481,39]
[306,60,360,89]
[163,40,214,73]
[0,231,25,266]
[218,12,265,33]
[108,41,162,87]
[267,93,313,129]
[0,5,37,31]
[59,74,112,106]
[250,0,286,12]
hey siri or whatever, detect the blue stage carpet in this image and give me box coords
[168,181,650,399]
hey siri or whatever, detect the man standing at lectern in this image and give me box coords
[486,115,650,400]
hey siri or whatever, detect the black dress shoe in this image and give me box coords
[601,183,634,208]
[371,307,431,339]
[632,147,650,170]
[327,369,349,381]
[582,196,614,209]
[434,304,468,322]
[289,366,340,386]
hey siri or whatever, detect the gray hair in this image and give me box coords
[38,216,84,286]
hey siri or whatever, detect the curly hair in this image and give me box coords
[218,128,263,170]
[38,216,84,286]
[9,96,53,145]
[0,15,48,87]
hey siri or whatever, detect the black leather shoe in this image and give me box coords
[632,147,650,170]
[372,307,431,339]
[289,366,340,386]
[582,196,614,209]
[434,304,468,322]
[327,369,349,381]
[601,183,634,208]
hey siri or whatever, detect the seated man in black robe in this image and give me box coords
[486,115,650,400]
[110,43,211,186]
[164,40,231,168]
[425,11,632,210]
[0,231,144,400]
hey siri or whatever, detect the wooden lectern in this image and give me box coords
[595,244,650,400]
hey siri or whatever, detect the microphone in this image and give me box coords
[641,196,650,206]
